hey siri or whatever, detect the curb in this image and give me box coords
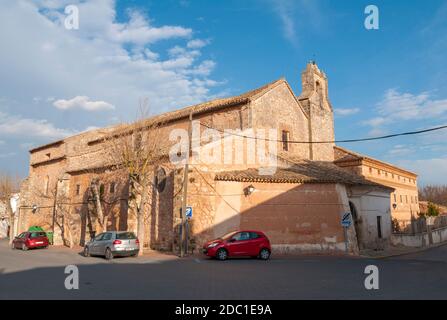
[360,241,447,259]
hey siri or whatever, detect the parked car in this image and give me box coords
[202,230,271,260]
[83,231,139,260]
[11,231,49,251]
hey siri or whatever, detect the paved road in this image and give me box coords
[1,239,446,299]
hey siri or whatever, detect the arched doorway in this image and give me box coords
[349,201,362,249]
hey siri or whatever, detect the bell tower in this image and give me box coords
[298,61,335,161]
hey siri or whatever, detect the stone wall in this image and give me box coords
[251,81,311,160]
[205,180,356,254]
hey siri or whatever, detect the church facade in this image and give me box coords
[18,62,412,254]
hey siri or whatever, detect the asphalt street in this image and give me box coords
[0,239,446,299]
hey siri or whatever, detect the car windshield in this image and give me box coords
[116,232,137,240]
[220,231,238,240]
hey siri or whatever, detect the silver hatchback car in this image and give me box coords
[83,231,140,260]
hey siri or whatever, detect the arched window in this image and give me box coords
[349,201,358,222]
[155,167,167,193]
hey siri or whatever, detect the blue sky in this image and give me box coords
[0,0,447,185]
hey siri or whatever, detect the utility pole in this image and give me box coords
[180,112,193,257]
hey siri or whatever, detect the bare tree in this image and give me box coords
[28,177,77,247]
[419,185,447,206]
[90,178,106,232]
[104,100,169,254]
[0,172,20,244]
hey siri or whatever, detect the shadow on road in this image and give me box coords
[1,252,447,300]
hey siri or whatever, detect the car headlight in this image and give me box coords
[207,242,219,248]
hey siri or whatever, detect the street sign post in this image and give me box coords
[341,212,352,253]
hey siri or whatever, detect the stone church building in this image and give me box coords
[17,62,417,254]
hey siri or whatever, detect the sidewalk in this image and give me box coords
[360,241,447,259]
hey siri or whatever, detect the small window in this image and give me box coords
[400,195,403,203]
[76,184,80,196]
[281,130,290,151]
[369,167,373,174]
[393,193,397,202]
[99,184,105,196]
[46,153,51,159]
[392,173,394,179]
[405,195,408,203]
[377,169,381,175]
[44,176,50,196]
[155,168,167,193]
[377,216,382,239]
[110,182,115,194]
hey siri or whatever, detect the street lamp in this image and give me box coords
[244,185,255,196]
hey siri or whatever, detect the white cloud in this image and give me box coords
[396,158,447,185]
[0,152,16,159]
[362,89,447,138]
[187,39,209,49]
[365,89,447,126]
[334,108,360,116]
[0,0,221,175]
[20,142,34,150]
[53,96,115,111]
[386,144,414,157]
[0,1,220,138]
[108,10,192,45]
[0,112,75,140]
[362,117,389,127]
[269,0,324,47]
[271,0,297,46]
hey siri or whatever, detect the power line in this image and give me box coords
[199,123,447,144]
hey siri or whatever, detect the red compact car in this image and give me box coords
[11,231,49,251]
[202,230,271,260]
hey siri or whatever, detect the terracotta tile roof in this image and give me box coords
[85,78,289,145]
[135,78,286,127]
[334,146,417,177]
[215,159,393,189]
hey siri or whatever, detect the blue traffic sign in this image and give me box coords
[341,212,352,227]
[185,206,193,219]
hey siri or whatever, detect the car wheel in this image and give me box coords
[22,243,28,251]
[105,248,113,260]
[259,248,270,260]
[83,246,90,257]
[216,248,228,261]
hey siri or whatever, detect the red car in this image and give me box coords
[202,230,271,260]
[11,231,49,251]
